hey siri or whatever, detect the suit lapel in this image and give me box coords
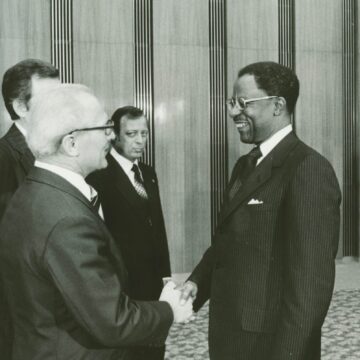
[220,158,273,222]
[107,155,149,215]
[220,132,299,224]
[28,167,94,213]
[6,125,35,173]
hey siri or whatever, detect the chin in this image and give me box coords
[239,134,253,144]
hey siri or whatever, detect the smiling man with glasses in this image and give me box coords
[180,61,341,360]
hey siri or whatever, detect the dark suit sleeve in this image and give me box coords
[153,172,171,277]
[187,159,243,311]
[44,215,173,347]
[0,145,17,221]
[272,155,341,359]
[187,245,214,311]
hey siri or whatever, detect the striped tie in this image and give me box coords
[131,164,148,200]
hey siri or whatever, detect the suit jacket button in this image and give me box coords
[148,218,152,227]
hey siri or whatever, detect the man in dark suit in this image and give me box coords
[0,84,192,360]
[180,61,341,360]
[87,106,171,360]
[0,58,60,360]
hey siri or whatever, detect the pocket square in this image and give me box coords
[248,198,263,205]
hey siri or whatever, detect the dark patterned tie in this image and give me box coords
[228,145,262,200]
[131,164,148,200]
[90,187,101,213]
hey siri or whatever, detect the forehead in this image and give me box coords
[78,93,107,125]
[121,115,148,130]
[31,75,60,98]
[233,74,265,97]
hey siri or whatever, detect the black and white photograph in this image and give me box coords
[0,1,359,359]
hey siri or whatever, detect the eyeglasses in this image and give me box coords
[226,96,277,112]
[68,120,115,136]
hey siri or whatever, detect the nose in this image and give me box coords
[227,103,243,118]
[228,107,243,118]
[135,133,144,144]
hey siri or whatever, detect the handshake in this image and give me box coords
[159,280,198,323]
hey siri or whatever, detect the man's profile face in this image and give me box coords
[76,100,115,176]
[230,74,276,144]
[114,115,149,162]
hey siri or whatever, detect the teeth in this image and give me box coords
[235,122,248,129]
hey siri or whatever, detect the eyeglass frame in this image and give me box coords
[226,95,278,112]
[67,120,115,136]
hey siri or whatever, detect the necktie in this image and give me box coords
[89,187,103,218]
[228,145,262,200]
[131,164,148,200]
[90,193,100,212]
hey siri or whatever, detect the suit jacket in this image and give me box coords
[0,124,34,220]
[87,154,171,301]
[0,167,173,360]
[189,133,341,360]
[0,124,34,360]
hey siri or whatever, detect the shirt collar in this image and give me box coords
[14,122,27,138]
[258,124,292,163]
[110,148,139,174]
[34,160,92,201]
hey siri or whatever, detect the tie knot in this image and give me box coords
[131,163,140,175]
[248,146,262,160]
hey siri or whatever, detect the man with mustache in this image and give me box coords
[87,106,171,360]
[180,61,341,360]
[0,85,192,360]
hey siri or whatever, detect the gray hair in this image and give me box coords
[27,84,101,158]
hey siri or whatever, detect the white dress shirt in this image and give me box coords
[257,124,293,165]
[110,148,143,185]
[35,160,104,218]
[14,122,27,137]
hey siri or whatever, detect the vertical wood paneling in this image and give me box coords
[209,0,227,236]
[72,0,134,116]
[295,0,343,256]
[278,0,295,70]
[0,0,51,136]
[134,0,154,166]
[343,0,358,257]
[278,0,296,128]
[51,0,73,83]
[226,0,278,177]
[153,0,210,272]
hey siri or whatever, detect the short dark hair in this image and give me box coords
[238,61,299,114]
[111,106,145,134]
[2,58,59,120]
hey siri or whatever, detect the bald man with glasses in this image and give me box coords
[180,61,341,360]
[0,84,193,360]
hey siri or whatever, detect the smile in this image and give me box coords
[234,121,250,129]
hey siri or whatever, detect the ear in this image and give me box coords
[60,134,79,157]
[12,99,29,118]
[274,97,286,116]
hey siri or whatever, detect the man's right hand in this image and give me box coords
[178,281,198,305]
[159,281,193,323]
